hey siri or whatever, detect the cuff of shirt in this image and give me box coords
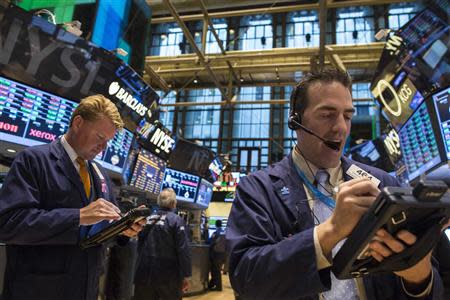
[400,270,433,298]
[314,226,332,270]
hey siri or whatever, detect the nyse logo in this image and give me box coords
[149,128,175,154]
[385,35,403,56]
[384,129,401,157]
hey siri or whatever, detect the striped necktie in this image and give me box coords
[76,157,91,198]
[314,169,358,300]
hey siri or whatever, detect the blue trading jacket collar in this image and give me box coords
[268,152,356,182]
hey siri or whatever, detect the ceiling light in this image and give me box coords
[6,148,16,153]
[193,78,198,84]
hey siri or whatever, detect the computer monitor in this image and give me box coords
[195,178,213,208]
[398,100,441,182]
[431,87,450,161]
[208,157,223,182]
[161,168,200,203]
[370,6,449,130]
[168,138,216,178]
[94,128,134,174]
[0,75,77,147]
[129,149,166,195]
[0,4,159,127]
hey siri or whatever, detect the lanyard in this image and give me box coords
[294,164,336,209]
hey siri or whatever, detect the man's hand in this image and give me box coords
[368,229,432,289]
[182,278,190,293]
[317,178,380,256]
[121,218,146,238]
[79,198,121,225]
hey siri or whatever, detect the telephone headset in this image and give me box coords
[287,83,341,151]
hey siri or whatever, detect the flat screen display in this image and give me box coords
[0,75,77,147]
[446,229,450,242]
[209,158,223,182]
[398,101,441,182]
[94,128,134,174]
[432,87,450,160]
[0,4,159,127]
[129,149,166,194]
[196,178,213,208]
[371,7,449,130]
[161,168,200,203]
[168,138,215,178]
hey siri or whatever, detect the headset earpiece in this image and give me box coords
[288,85,302,130]
[288,113,301,130]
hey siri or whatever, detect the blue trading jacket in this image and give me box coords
[135,207,192,285]
[226,153,444,300]
[0,139,117,300]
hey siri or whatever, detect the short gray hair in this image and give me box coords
[157,188,177,208]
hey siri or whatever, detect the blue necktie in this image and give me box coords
[313,169,358,300]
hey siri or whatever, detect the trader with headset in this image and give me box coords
[225,68,444,299]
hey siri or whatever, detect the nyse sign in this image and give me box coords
[384,129,401,158]
[138,121,175,158]
[149,128,175,154]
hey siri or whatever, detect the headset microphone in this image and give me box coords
[288,117,341,151]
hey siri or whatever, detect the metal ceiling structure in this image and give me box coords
[144,0,413,104]
[144,43,384,91]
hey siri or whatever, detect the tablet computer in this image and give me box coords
[332,182,450,279]
[80,207,150,249]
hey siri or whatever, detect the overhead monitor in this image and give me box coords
[398,94,446,183]
[94,128,134,174]
[129,149,166,195]
[0,3,159,127]
[168,138,216,178]
[136,120,175,160]
[0,75,77,147]
[370,6,449,130]
[209,157,224,182]
[161,168,200,203]
[195,178,214,208]
[431,87,450,161]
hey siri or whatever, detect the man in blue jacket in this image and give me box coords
[134,188,191,300]
[226,68,444,300]
[0,95,145,300]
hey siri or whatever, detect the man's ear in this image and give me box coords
[71,115,83,132]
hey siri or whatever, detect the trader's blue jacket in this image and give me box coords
[226,153,444,300]
[0,139,116,300]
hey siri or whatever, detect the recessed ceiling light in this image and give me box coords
[6,148,16,153]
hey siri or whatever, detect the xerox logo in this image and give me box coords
[108,82,149,118]
[28,129,56,141]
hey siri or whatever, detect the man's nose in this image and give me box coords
[333,114,348,133]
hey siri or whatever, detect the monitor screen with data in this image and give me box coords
[129,149,166,194]
[398,100,441,182]
[161,168,200,203]
[94,128,134,174]
[431,87,450,161]
[0,75,77,147]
